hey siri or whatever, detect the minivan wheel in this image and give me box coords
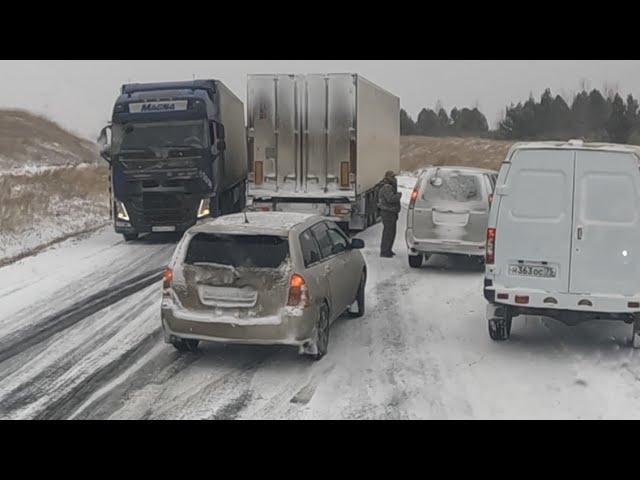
[349,273,366,318]
[632,318,640,349]
[488,309,512,341]
[408,254,423,268]
[171,338,200,353]
[123,233,138,242]
[308,305,330,361]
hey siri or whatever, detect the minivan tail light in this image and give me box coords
[486,228,496,264]
[163,267,173,289]
[287,274,309,307]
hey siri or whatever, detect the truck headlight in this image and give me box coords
[197,199,210,218]
[115,200,130,221]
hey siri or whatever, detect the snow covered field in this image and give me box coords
[1,185,640,419]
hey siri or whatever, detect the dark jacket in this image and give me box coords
[378,177,402,214]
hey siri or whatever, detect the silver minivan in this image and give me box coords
[161,212,367,360]
[484,141,640,347]
[406,166,498,268]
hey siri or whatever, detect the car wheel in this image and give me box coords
[632,317,640,349]
[171,338,200,353]
[308,305,330,361]
[408,254,423,268]
[349,272,366,318]
[123,233,139,242]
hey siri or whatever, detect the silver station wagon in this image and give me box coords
[406,166,498,268]
[161,212,367,360]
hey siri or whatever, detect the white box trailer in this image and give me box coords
[246,73,400,230]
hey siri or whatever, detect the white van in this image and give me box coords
[484,140,640,348]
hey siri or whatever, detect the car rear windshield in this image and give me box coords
[185,233,289,268]
[421,170,482,203]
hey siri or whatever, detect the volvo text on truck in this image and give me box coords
[246,74,400,232]
[98,80,247,241]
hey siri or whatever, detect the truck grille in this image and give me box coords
[129,194,198,226]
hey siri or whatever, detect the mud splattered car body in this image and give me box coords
[161,212,367,359]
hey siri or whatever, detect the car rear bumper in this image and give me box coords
[406,229,485,257]
[161,301,317,347]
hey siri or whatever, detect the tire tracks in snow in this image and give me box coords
[0,268,163,368]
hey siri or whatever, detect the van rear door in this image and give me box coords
[569,150,640,296]
[494,149,575,293]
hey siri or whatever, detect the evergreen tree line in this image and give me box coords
[401,88,640,145]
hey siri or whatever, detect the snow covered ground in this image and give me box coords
[1,195,640,419]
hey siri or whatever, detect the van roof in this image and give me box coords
[421,166,498,175]
[508,140,640,157]
[188,212,321,236]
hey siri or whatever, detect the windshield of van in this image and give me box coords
[421,170,482,203]
[113,120,207,152]
[185,233,289,268]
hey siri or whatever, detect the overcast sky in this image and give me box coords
[1,60,639,139]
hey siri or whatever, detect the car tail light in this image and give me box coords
[486,228,496,264]
[287,274,309,307]
[333,205,351,216]
[409,187,419,209]
[488,193,494,205]
[163,267,173,289]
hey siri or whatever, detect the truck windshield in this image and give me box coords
[185,233,290,268]
[113,120,207,152]
[421,170,482,203]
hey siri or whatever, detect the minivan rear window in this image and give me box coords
[185,233,289,268]
[421,170,482,203]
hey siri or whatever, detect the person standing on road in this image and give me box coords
[378,170,402,258]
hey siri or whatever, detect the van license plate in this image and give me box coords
[152,226,176,232]
[509,264,556,278]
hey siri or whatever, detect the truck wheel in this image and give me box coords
[171,338,200,353]
[632,317,640,349]
[408,254,423,268]
[123,233,138,242]
[349,272,366,318]
[488,308,512,341]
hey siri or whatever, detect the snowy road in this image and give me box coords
[2,191,640,418]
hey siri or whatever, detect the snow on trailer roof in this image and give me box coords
[189,212,319,236]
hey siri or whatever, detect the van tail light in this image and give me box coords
[409,187,419,209]
[287,274,310,307]
[486,228,496,264]
[163,267,173,289]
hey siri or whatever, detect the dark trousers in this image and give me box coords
[380,210,398,255]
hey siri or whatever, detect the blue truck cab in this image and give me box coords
[99,80,247,241]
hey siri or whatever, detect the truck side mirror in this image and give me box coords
[98,125,112,163]
[216,123,225,139]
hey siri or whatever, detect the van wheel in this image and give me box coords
[123,233,138,242]
[408,254,423,268]
[349,272,366,318]
[307,305,330,361]
[632,318,640,349]
[171,338,200,353]
[488,309,512,341]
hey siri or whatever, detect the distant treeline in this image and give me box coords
[401,88,640,145]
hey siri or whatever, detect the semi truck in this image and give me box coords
[246,73,400,231]
[98,80,247,241]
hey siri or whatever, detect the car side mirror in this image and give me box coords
[217,139,226,152]
[350,238,365,249]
